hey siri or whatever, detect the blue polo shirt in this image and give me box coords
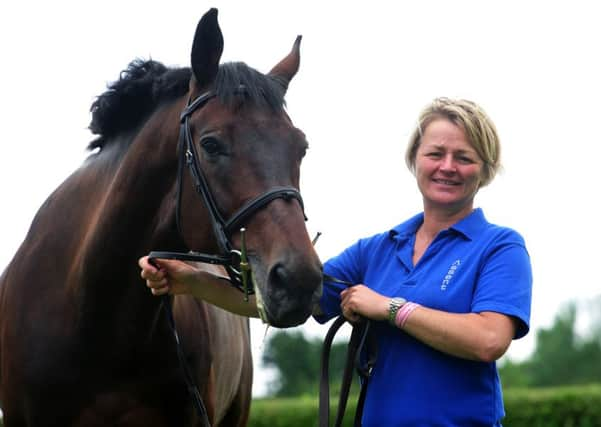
[316,208,532,426]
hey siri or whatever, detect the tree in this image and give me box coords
[500,299,601,388]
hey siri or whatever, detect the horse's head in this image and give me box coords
[177,9,322,328]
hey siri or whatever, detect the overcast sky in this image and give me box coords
[1,1,600,397]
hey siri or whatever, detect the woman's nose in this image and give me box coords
[439,154,456,172]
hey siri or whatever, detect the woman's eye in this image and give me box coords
[427,152,442,158]
[200,137,221,155]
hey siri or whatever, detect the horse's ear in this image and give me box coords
[190,8,224,90]
[268,36,302,92]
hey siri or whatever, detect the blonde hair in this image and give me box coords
[405,98,501,188]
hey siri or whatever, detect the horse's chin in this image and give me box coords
[252,272,322,328]
[263,305,313,328]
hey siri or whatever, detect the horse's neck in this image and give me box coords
[72,122,185,328]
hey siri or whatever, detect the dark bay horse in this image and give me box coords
[0,8,322,427]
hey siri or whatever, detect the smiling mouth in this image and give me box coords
[433,178,461,186]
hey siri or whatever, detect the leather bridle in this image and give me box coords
[149,86,306,297]
[148,87,306,427]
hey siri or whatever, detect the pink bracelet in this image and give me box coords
[395,302,420,328]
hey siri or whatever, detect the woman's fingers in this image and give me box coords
[139,256,158,277]
[341,304,360,322]
[339,284,389,322]
[340,289,359,322]
[138,256,171,295]
[149,282,170,296]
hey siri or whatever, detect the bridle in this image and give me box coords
[148,87,306,427]
[149,86,306,298]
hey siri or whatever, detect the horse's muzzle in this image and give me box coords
[254,257,323,328]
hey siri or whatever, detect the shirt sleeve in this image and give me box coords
[471,237,533,339]
[314,240,365,324]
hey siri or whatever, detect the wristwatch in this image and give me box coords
[388,297,407,325]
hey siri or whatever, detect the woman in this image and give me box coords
[140,98,532,426]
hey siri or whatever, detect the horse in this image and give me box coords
[0,8,323,427]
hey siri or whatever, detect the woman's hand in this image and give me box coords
[139,256,194,295]
[339,284,390,323]
[138,256,227,296]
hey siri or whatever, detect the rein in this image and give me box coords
[319,276,378,427]
[148,87,306,426]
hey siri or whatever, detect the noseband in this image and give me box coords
[150,87,306,296]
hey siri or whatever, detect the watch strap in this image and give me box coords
[388,297,407,325]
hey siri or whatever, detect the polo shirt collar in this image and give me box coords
[388,208,489,243]
[388,212,424,244]
[450,208,488,240]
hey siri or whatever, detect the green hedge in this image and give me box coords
[249,385,601,427]
[1,385,599,426]
[502,385,601,427]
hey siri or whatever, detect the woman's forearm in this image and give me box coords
[339,284,516,362]
[401,306,516,362]
[188,271,260,318]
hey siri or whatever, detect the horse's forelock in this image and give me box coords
[214,62,286,111]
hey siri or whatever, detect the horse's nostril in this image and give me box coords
[267,260,322,300]
[270,263,288,285]
[265,261,319,327]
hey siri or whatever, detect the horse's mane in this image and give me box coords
[88,59,286,151]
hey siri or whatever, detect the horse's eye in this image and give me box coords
[200,137,222,156]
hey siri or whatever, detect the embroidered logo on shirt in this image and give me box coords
[441,259,461,291]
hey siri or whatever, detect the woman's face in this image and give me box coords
[415,118,483,214]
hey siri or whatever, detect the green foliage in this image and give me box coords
[529,304,601,386]
[1,386,600,427]
[248,385,601,427]
[249,395,360,427]
[500,301,601,389]
[498,358,533,388]
[248,396,325,427]
[262,329,357,397]
[502,385,601,427]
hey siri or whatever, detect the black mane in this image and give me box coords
[88,59,286,151]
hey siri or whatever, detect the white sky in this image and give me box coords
[1,1,600,397]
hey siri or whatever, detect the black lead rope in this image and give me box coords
[319,316,377,427]
[161,295,211,427]
[148,256,211,427]
[319,275,378,427]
